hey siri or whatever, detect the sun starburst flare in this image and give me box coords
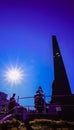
[4,65,24,85]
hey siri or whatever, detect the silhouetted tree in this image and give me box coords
[34,86,45,113]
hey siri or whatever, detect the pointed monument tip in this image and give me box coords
[52,35,57,44]
[52,35,57,39]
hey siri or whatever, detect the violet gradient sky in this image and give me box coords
[0,0,74,107]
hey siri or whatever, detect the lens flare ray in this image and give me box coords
[4,65,24,85]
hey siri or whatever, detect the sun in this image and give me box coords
[4,65,24,85]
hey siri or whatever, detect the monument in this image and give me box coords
[50,35,74,120]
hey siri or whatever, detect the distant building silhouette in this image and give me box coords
[50,35,74,121]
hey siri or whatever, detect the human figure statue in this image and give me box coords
[34,86,45,113]
[8,93,16,114]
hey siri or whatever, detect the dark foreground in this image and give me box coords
[0,118,74,130]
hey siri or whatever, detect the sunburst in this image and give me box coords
[4,65,24,85]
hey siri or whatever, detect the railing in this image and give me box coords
[17,94,74,110]
[0,94,74,114]
[0,94,74,122]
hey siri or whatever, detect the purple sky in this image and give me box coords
[0,0,74,107]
